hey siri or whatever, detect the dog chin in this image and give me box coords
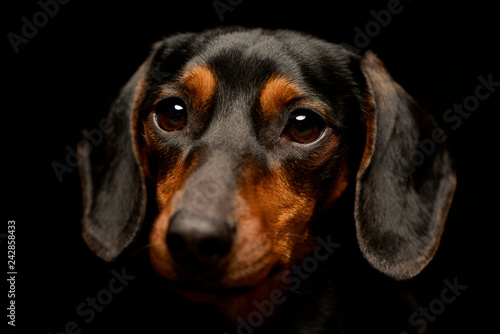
[169,265,286,322]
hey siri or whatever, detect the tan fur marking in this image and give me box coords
[181,65,217,112]
[259,75,303,118]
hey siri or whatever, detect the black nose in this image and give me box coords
[166,210,234,271]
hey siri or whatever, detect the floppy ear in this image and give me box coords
[354,52,456,280]
[79,60,150,261]
[79,33,196,261]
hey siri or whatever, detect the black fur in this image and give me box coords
[79,27,456,333]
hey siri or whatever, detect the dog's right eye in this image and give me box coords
[155,98,187,131]
[283,109,325,144]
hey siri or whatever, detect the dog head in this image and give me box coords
[79,27,456,316]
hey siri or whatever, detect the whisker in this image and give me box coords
[131,243,152,257]
[263,232,318,252]
[263,231,316,241]
[269,251,293,264]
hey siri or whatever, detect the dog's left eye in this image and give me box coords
[284,109,325,144]
[155,98,187,131]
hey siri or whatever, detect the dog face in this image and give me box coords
[140,30,359,308]
[79,27,456,317]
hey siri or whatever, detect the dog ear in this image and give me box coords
[354,52,456,280]
[79,33,196,261]
[78,61,150,261]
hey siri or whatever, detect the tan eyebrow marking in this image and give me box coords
[259,74,303,118]
[181,65,217,111]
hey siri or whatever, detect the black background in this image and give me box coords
[4,0,499,333]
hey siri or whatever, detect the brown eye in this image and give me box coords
[155,98,187,131]
[284,109,325,143]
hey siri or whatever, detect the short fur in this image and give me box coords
[79,27,456,333]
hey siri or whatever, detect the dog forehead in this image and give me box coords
[151,28,356,95]
[179,29,316,85]
[203,42,295,91]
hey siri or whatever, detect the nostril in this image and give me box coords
[166,233,188,259]
[198,236,232,258]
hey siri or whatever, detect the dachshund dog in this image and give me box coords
[79,27,456,333]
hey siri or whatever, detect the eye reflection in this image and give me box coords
[155,98,187,131]
[284,109,325,143]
